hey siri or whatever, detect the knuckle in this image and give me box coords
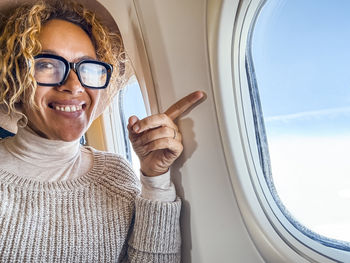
[142,148,149,156]
[139,136,145,145]
[146,141,154,152]
[143,132,152,145]
[139,145,148,156]
[166,137,172,145]
[131,139,140,149]
[167,128,174,138]
[162,126,170,135]
[141,118,149,127]
[160,113,169,122]
[139,133,146,145]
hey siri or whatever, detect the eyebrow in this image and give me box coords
[40,49,97,61]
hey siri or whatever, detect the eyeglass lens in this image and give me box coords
[34,58,66,85]
[79,63,107,87]
[34,57,109,88]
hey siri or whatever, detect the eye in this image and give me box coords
[35,61,55,72]
[33,57,66,84]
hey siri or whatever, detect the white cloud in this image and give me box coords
[265,106,350,122]
[269,135,350,242]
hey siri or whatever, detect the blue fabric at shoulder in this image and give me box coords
[0,127,15,139]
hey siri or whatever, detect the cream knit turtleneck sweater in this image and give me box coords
[0,127,91,182]
[0,127,181,262]
[0,127,176,201]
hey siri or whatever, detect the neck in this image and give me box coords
[4,126,81,168]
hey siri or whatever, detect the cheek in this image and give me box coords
[89,89,101,107]
[23,87,50,121]
[32,86,50,107]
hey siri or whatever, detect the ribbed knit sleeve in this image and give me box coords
[106,153,182,262]
[127,196,181,262]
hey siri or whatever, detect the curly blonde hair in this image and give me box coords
[0,0,126,121]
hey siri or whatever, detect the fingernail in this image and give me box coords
[129,116,138,125]
[133,124,140,132]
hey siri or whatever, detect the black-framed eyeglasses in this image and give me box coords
[33,54,113,89]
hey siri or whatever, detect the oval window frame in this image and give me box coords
[207,0,350,262]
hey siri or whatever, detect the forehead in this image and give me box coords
[39,19,96,61]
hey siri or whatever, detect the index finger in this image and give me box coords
[164,91,205,120]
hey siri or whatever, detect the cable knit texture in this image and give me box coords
[0,149,181,262]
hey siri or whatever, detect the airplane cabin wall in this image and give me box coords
[101,0,265,262]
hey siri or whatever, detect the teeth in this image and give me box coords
[54,105,83,112]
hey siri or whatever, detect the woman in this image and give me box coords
[0,0,204,262]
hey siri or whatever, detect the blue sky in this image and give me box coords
[122,78,147,171]
[252,0,350,136]
[251,0,350,242]
[122,79,147,122]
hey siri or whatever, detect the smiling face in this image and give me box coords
[23,19,101,141]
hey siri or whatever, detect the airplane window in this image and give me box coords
[115,75,147,175]
[248,0,350,250]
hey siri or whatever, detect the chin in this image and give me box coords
[58,132,84,142]
[52,123,88,142]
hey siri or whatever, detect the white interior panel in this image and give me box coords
[100,0,265,261]
[134,1,263,261]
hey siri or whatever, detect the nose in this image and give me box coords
[56,70,84,95]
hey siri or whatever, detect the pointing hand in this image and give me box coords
[127,91,205,177]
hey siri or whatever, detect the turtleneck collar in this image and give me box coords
[4,126,81,168]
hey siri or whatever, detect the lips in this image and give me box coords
[54,104,83,112]
[48,101,87,113]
